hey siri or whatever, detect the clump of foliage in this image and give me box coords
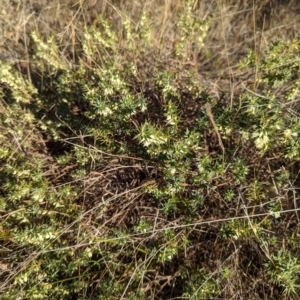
[1,1,300,299]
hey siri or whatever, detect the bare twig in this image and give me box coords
[205,103,225,164]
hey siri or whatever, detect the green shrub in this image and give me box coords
[1,2,300,299]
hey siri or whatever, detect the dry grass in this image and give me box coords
[1,0,300,69]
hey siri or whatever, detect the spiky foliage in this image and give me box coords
[1,1,300,299]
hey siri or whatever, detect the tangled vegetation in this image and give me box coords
[1,0,300,299]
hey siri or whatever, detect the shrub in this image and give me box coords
[1,1,300,299]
